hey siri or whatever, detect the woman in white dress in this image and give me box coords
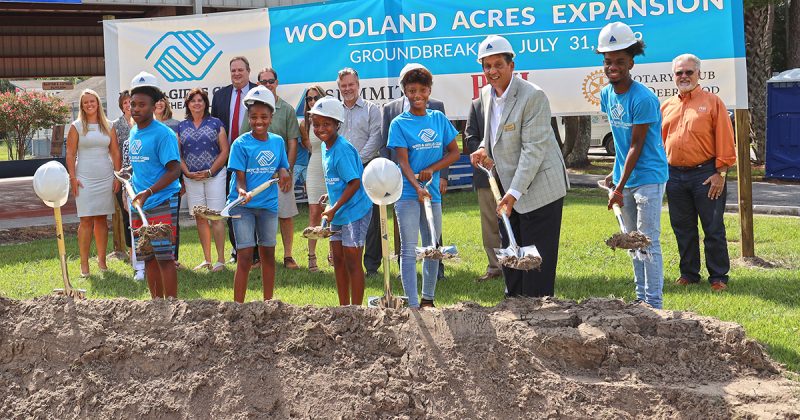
[299,85,328,272]
[66,89,122,277]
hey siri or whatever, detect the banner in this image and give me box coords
[104,0,746,120]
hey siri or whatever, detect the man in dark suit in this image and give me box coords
[381,63,449,280]
[464,98,503,282]
[210,56,258,264]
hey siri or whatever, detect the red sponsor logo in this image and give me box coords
[470,72,530,99]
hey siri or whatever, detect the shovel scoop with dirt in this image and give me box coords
[596,180,652,251]
[114,167,173,254]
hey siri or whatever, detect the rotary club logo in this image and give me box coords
[582,70,608,106]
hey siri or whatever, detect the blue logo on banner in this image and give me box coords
[145,30,222,82]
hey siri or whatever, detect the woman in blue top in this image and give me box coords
[178,88,229,273]
[387,67,460,308]
[310,96,373,306]
[227,86,291,303]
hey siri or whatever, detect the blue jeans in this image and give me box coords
[230,206,279,249]
[620,183,666,309]
[395,199,442,308]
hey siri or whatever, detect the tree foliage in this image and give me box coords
[0,92,70,160]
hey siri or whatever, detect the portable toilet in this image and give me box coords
[765,68,800,180]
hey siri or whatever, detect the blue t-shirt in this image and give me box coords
[177,116,224,173]
[386,110,457,203]
[321,135,372,225]
[295,142,309,167]
[226,132,289,211]
[600,81,668,188]
[129,120,181,211]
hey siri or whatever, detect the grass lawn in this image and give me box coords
[1,189,798,372]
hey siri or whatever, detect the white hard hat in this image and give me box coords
[477,35,515,63]
[243,86,275,111]
[398,63,428,85]
[308,96,344,123]
[130,71,159,90]
[33,160,69,208]
[597,22,638,52]
[362,157,403,205]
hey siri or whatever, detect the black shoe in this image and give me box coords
[366,270,379,277]
[420,298,435,308]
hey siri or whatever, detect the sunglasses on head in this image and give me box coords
[259,78,277,85]
[306,95,321,103]
[674,70,695,77]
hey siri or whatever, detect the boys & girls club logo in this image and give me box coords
[257,150,276,167]
[129,139,142,155]
[145,30,223,82]
[418,128,437,143]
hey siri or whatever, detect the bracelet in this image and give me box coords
[207,169,213,178]
[146,188,153,196]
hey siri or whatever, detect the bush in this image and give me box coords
[0,91,70,160]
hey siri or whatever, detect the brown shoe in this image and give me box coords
[476,270,502,282]
[675,277,692,286]
[283,256,299,270]
[250,261,261,271]
[711,282,728,292]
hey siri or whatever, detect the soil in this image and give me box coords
[605,231,652,251]
[498,255,543,271]
[134,224,172,255]
[302,225,333,240]
[0,224,80,246]
[2,297,798,419]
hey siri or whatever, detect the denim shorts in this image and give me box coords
[230,206,279,249]
[330,211,372,248]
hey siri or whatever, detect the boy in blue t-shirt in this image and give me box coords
[128,72,182,300]
[386,67,460,309]
[308,97,373,306]
[227,86,291,303]
[596,22,669,309]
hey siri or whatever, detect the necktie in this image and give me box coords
[230,88,242,142]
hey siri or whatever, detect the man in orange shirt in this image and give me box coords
[661,53,736,291]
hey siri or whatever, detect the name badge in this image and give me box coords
[503,123,516,132]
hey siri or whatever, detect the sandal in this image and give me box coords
[308,254,319,272]
[283,257,299,270]
[210,262,225,272]
[327,253,334,266]
[193,261,212,271]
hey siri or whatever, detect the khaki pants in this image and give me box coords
[478,187,502,273]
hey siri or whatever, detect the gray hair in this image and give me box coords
[337,67,359,82]
[672,54,701,72]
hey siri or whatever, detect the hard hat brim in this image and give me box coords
[596,39,638,53]
[476,51,516,64]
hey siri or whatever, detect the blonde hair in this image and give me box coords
[78,89,111,136]
[156,97,173,121]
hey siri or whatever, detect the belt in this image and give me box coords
[669,159,715,172]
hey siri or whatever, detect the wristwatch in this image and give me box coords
[718,170,727,178]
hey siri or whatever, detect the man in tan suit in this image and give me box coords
[469,35,569,297]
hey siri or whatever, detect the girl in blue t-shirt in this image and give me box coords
[227,86,291,303]
[309,97,373,306]
[386,67,460,309]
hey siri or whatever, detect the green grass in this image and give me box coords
[1,189,798,372]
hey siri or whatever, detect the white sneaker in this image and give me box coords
[133,270,145,281]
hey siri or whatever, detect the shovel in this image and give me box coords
[52,204,86,299]
[114,167,172,254]
[367,203,407,309]
[477,164,542,271]
[596,180,652,251]
[195,177,280,221]
[414,179,458,260]
[302,197,334,239]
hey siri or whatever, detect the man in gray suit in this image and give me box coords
[469,35,569,297]
[465,97,503,282]
[381,63,448,280]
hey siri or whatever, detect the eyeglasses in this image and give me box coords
[306,95,321,103]
[674,70,695,77]
[259,78,277,85]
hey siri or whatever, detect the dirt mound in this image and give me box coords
[1,297,798,419]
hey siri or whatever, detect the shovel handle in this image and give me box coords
[250,177,280,197]
[378,204,394,300]
[53,206,73,294]
[612,203,628,234]
[423,197,438,248]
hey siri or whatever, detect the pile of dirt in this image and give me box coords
[0,224,79,245]
[1,297,798,418]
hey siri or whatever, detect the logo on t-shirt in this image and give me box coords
[129,138,142,155]
[418,128,438,143]
[257,150,276,166]
[609,103,626,121]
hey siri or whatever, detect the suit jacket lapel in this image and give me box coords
[481,86,493,157]
[495,79,518,144]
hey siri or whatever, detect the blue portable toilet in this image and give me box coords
[765,69,800,180]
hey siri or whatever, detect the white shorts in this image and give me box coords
[184,168,227,216]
